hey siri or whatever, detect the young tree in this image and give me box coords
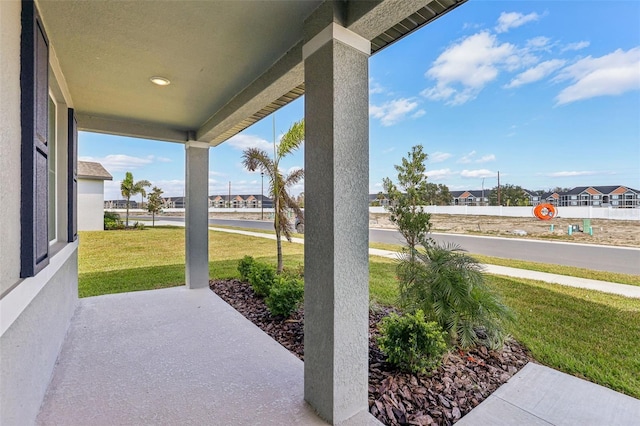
[425,182,452,205]
[146,186,164,227]
[242,119,304,273]
[120,172,151,227]
[489,184,527,206]
[382,145,432,259]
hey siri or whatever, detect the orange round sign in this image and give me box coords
[533,203,556,220]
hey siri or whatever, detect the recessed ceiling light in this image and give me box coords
[150,76,170,86]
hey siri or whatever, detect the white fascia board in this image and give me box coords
[303,23,370,59]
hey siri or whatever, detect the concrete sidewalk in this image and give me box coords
[456,363,640,426]
[201,224,640,299]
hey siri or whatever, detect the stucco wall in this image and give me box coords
[78,179,106,231]
[0,248,78,426]
[0,0,22,295]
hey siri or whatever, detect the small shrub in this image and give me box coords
[133,221,145,230]
[104,212,124,230]
[377,310,448,375]
[237,256,256,282]
[265,275,304,318]
[247,262,276,297]
[282,263,304,279]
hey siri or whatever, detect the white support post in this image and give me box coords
[185,141,210,289]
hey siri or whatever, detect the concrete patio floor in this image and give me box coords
[36,286,328,425]
[37,285,640,425]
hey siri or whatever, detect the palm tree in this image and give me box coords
[397,241,514,349]
[120,172,151,227]
[242,119,304,273]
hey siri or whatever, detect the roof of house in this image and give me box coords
[451,190,486,198]
[563,186,640,195]
[78,161,112,180]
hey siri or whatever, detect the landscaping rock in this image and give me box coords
[210,279,531,425]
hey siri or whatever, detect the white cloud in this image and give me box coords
[545,170,599,177]
[425,168,456,180]
[495,12,541,33]
[477,154,496,163]
[226,134,272,151]
[370,98,420,126]
[422,32,532,105]
[209,170,226,177]
[412,109,426,119]
[153,156,172,163]
[460,169,496,178]
[555,47,640,105]
[79,154,154,172]
[369,78,385,95]
[561,41,590,52]
[505,59,566,88]
[430,151,453,163]
[526,36,551,50]
[153,179,186,197]
[382,147,396,154]
[458,151,477,164]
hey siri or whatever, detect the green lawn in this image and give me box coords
[78,226,640,399]
[369,242,640,286]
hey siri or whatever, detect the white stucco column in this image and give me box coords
[185,141,210,289]
[303,22,374,424]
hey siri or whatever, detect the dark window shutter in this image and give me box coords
[21,0,50,277]
[68,109,78,242]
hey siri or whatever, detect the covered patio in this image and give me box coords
[1,1,467,424]
[36,286,329,425]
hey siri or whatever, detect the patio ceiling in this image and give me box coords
[37,0,466,145]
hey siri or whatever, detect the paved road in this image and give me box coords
[138,216,640,275]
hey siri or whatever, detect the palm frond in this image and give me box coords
[277,120,304,159]
[242,148,274,176]
[284,168,304,187]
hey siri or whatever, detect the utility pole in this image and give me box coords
[481,178,485,206]
[228,181,231,208]
[261,172,264,220]
[497,171,501,206]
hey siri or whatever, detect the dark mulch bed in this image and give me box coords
[210,279,531,425]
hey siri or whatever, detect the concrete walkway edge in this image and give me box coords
[201,224,640,299]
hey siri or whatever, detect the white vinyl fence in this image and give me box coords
[107,206,639,221]
[369,206,640,221]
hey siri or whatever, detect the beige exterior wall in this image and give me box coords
[78,179,106,231]
[0,0,22,295]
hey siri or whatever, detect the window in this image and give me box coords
[571,195,577,200]
[48,95,56,242]
[612,195,619,199]
[592,195,599,199]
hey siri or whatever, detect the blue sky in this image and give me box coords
[80,1,640,200]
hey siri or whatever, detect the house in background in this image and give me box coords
[560,186,640,208]
[77,161,112,230]
[451,190,488,206]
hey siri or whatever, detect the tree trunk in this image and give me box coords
[152,212,155,227]
[125,198,130,227]
[276,229,283,274]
